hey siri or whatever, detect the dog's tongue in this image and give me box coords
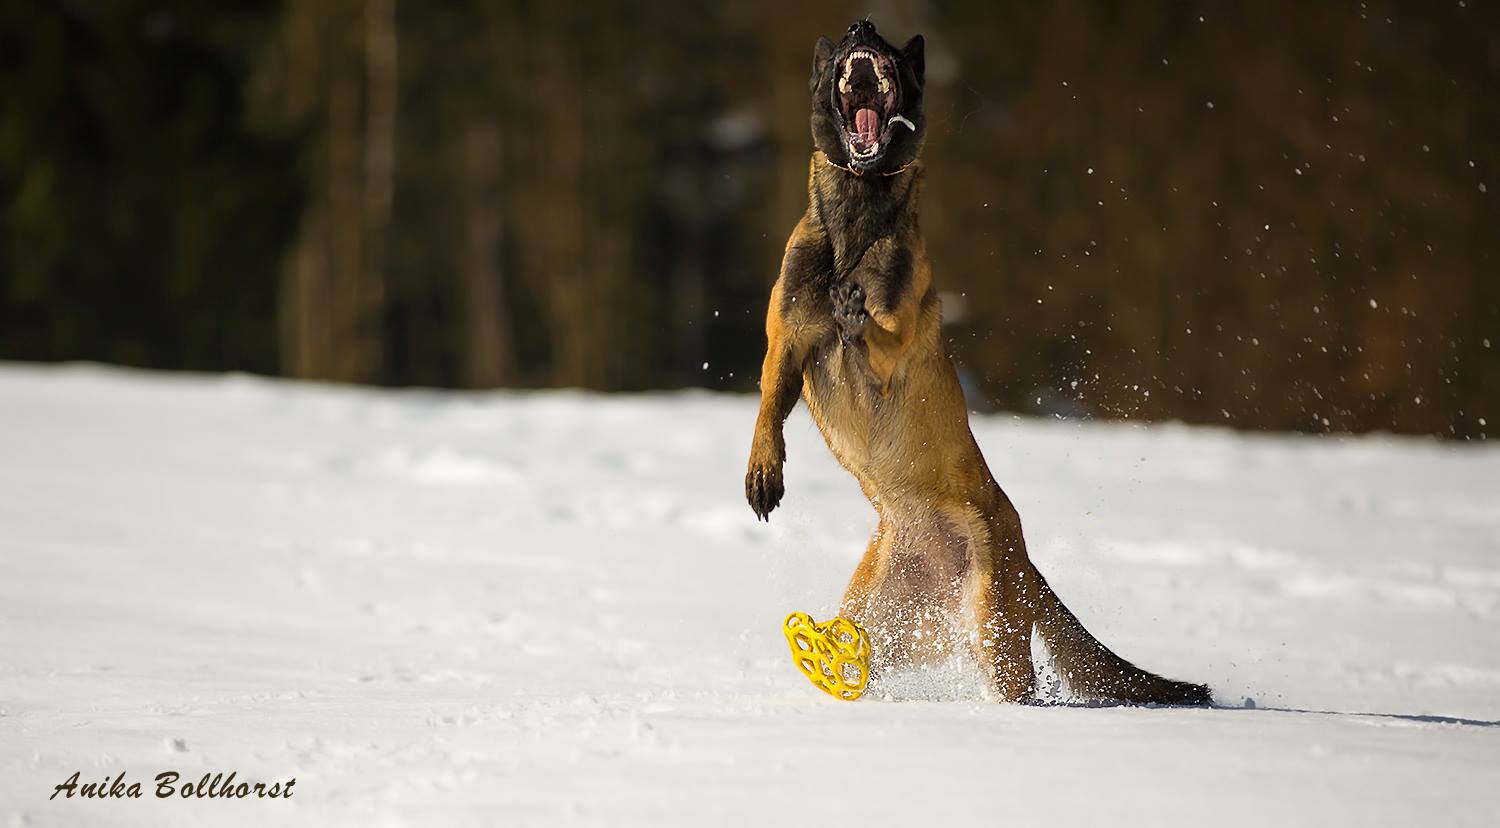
[855,108,879,144]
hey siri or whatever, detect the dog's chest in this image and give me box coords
[801,338,893,468]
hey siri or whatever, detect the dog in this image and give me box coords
[745,20,1210,705]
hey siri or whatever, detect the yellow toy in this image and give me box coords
[783,612,871,700]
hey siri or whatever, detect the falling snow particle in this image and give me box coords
[701,362,708,370]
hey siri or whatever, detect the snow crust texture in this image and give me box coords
[1,365,1497,826]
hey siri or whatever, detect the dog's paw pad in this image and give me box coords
[783,611,871,700]
[829,282,869,343]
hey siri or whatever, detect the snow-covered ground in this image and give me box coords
[1,364,1497,827]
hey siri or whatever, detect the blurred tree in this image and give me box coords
[255,0,388,384]
[3,1,1497,437]
[926,0,1500,437]
[0,0,301,374]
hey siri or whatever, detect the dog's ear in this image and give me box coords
[811,36,834,91]
[902,35,925,87]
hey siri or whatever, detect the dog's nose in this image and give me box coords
[848,20,876,38]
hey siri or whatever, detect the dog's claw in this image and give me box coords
[830,281,869,343]
[745,462,784,520]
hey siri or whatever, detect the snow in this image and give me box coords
[2,363,1497,826]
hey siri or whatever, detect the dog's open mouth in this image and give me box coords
[836,48,899,162]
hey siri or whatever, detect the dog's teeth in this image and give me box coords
[878,76,890,93]
[839,77,850,94]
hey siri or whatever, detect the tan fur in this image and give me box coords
[747,156,1209,705]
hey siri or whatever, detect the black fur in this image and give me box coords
[809,21,926,175]
[829,280,869,344]
[748,20,931,520]
[782,21,929,335]
[777,172,922,327]
[777,236,834,318]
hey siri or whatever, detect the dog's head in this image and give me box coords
[809,20,926,175]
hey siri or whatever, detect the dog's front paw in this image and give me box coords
[745,452,784,522]
[829,281,869,344]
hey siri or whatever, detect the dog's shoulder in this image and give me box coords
[776,211,835,320]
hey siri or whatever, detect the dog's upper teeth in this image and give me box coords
[841,50,887,88]
[839,76,850,94]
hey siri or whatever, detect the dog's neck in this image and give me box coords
[808,152,922,278]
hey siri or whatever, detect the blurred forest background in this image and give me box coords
[2,1,1497,437]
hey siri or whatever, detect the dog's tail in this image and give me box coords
[1030,563,1212,706]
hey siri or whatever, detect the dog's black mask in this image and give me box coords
[809,20,926,174]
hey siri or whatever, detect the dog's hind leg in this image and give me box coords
[839,518,888,622]
[968,503,1040,703]
[972,569,1038,702]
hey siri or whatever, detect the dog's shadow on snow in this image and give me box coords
[1230,704,1500,729]
[874,667,1500,727]
[1038,698,1500,728]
